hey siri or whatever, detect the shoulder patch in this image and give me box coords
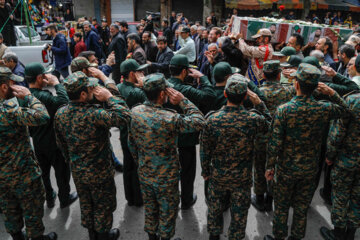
[205,110,217,119]
[3,98,19,109]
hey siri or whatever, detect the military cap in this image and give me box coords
[63,71,99,93]
[143,73,173,92]
[170,54,189,68]
[263,60,280,72]
[280,55,302,68]
[345,35,360,47]
[252,28,272,39]
[213,62,240,82]
[301,56,321,69]
[181,26,191,33]
[120,59,149,74]
[290,63,321,85]
[225,74,248,96]
[71,57,98,72]
[24,62,53,78]
[0,66,24,82]
[273,46,296,57]
[355,54,360,73]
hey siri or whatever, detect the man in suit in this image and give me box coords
[142,31,158,62]
[108,24,127,84]
[147,36,174,78]
[127,33,146,65]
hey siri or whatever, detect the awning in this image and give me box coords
[315,0,360,12]
[225,0,304,10]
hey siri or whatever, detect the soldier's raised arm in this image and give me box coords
[4,85,49,126]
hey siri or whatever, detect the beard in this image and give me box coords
[5,87,14,99]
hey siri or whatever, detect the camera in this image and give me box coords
[44,43,52,51]
[146,11,161,21]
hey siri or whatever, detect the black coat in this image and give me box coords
[151,47,174,78]
[108,32,127,64]
[221,38,248,76]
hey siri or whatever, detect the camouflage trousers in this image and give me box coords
[73,176,117,233]
[140,181,179,239]
[207,180,251,240]
[331,164,360,228]
[253,149,267,195]
[0,177,45,238]
[273,172,317,239]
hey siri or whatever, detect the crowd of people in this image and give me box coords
[0,5,359,240]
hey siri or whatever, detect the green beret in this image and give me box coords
[302,56,321,69]
[225,74,248,96]
[290,63,321,85]
[120,59,149,74]
[213,62,240,83]
[280,55,302,68]
[143,73,173,92]
[24,62,53,78]
[63,71,99,93]
[263,60,280,72]
[170,54,189,68]
[273,46,296,57]
[0,66,24,82]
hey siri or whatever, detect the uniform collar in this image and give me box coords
[292,95,315,102]
[221,105,245,111]
[144,100,163,108]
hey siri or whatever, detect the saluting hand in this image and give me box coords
[247,89,261,105]
[93,86,113,102]
[165,88,184,105]
[43,74,60,86]
[321,66,336,77]
[10,85,31,99]
[317,82,335,96]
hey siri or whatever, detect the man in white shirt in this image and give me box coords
[174,27,196,63]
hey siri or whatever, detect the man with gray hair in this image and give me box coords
[201,43,222,83]
[310,50,326,66]
[83,21,102,61]
[108,23,127,83]
[2,52,27,87]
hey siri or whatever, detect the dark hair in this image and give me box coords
[122,71,130,79]
[340,44,355,59]
[48,24,58,32]
[226,91,247,105]
[68,86,88,101]
[145,88,162,101]
[74,32,82,39]
[156,36,167,44]
[127,33,141,44]
[2,52,18,64]
[297,81,317,96]
[264,36,272,42]
[92,18,97,22]
[143,31,151,37]
[169,65,187,76]
[136,24,143,31]
[120,20,128,28]
[291,33,304,48]
[162,19,169,25]
[25,76,37,84]
[78,50,96,59]
[211,27,222,36]
[324,37,333,54]
[264,70,280,81]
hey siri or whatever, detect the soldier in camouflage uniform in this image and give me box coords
[320,55,360,240]
[264,63,349,240]
[128,73,205,240]
[54,71,131,240]
[252,60,295,212]
[0,67,57,240]
[117,59,148,207]
[200,74,271,240]
[24,62,78,209]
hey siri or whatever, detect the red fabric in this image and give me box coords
[74,41,87,57]
[255,44,269,69]
[69,28,75,39]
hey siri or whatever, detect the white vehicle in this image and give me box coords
[14,25,41,45]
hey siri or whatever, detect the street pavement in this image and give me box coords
[0,128,359,240]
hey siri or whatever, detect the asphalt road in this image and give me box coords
[0,128,359,240]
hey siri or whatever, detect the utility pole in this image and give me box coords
[302,0,310,19]
[24,0,32,45]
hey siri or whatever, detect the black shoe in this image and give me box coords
[251,194,265,212]
[88,229,97,240]
[265,193,273,212]
[31,232,58,240]
[345,227,356,240]
[320,188,332,206]
[60,192,78,209]
[181,194,197,210]
[148,233,159,240]
[209,234,220,240]
[114,161,123,173]
[108,228,120,240]
[46,191,57,208]
[320,226,336,240]
[11,231,26,240]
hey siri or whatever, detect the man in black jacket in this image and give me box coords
[162,19,173,47]
[108,24,127,83]
[147,36,174,78]
[142,31,158,62]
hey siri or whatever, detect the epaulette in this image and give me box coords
[249,108,262,115]
[163,108,177,113]
[205,110,217,119]
[343,90,360,99]
[3,98,19,109]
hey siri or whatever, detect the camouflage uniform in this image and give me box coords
[327,91,360,230]
[200,75,271,239]
[128,73,205,239]
[0,67,50,238]
[266,63,349,239]
[54,72,131,233]
[237,28,274,86]
[254,61,295,197]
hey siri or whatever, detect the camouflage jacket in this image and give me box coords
[0,95,49,184]
[54,96,131,184]
[327,91,360,170]
[200,102,271,186]
[128,98,205,187]
[267,93,349,177]
[29,84,69,151]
